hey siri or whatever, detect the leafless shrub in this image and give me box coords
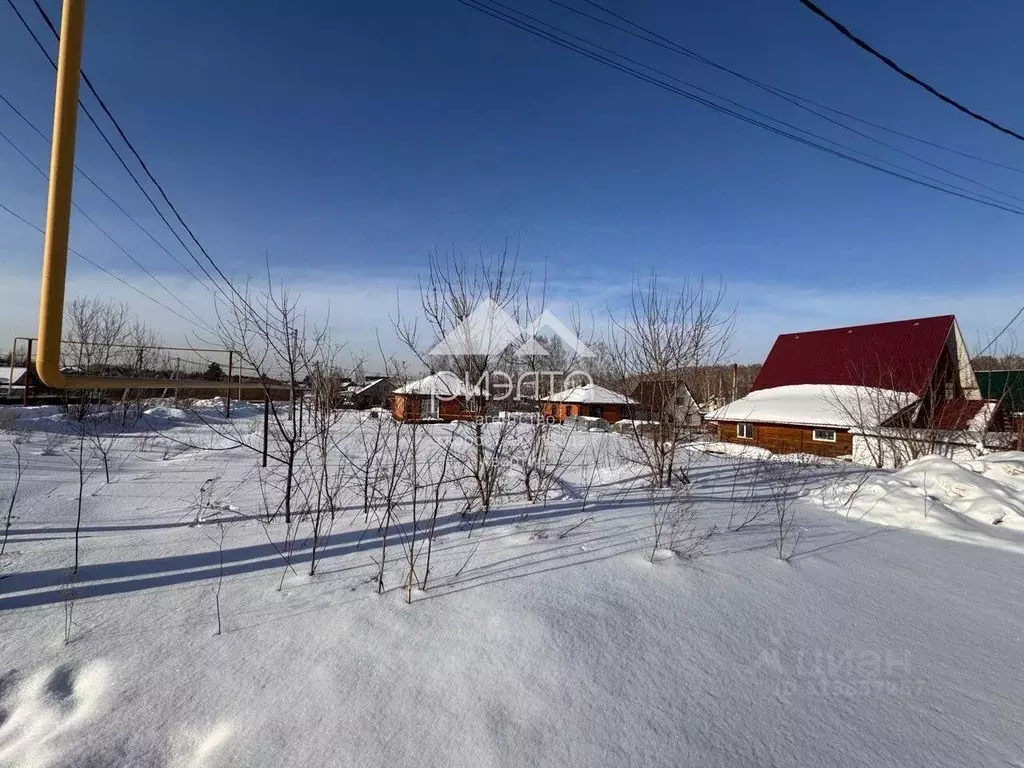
[40,430,65,457]
[393,426,463,599]
[730,457,768,532]
[0,431,26,584]
[760,457,815,561]
[194,520,229,636]
[609,274,734,489]
[649,452,716,561]
[196,266,332,525]
[394,245,527,527]
[65,426,98,575]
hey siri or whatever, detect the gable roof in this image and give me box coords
[0,367,27,386]
[931,398,996,431]
[976,370,1024,413]
[629,379,696,411]
[752,315,954,396]
[544,383,637,405]
[393,371,480,398]
[353,377,389,395]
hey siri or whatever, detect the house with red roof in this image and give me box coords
[707,315,1005,461]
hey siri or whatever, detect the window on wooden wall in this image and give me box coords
[944,381,955,400]
[812,428,837,442]
[737,423,755,439]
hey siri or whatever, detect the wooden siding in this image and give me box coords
[392,393,478,422]
[542,401,628,423]
[717,420,853,458]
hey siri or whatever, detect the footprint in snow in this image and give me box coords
[0,659,111,767]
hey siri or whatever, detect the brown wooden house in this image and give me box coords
[541,383,637,424]
[391,371,481,422]
[707,315,1003,459]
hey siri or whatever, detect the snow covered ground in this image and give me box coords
[0,404,1022,767]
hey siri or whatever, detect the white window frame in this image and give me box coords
[736,422,755,440]
[812,428,837,443]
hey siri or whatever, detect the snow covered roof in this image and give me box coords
[0,367,27,385]
[543,383,637,405]
[706,384,918,429]
[353,377,387,395]
[393,371,480,398]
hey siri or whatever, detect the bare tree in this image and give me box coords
[394,245,526,527]
[420,429,458,592]
[204,269,331,524]
[609,274,734,488]
[649,450,716,561]
[66,424,98,575]
[761,457,814,561]
[0,422,26,584]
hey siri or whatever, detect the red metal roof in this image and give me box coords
[751,315,954,396]
[931,398,989,430]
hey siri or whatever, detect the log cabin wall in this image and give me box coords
[717,420,853,458]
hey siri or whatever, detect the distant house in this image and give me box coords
[391,371,481,422]
[349,377,393,410]
[628,375,702,427]
[977,370,1024,424]
[0,367,28,390]
[707,315,1003,459]
[541,383,637,424]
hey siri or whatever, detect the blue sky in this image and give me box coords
[2,0,1024,363]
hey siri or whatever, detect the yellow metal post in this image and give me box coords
[33,0,262,392]
[36,0,85,390]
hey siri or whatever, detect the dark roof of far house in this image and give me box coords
[751,315,955,396]
[629,378,695,411]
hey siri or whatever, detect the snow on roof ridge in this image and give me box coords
[707,383,918,429]
[393,371,481,397]
[545,383,638,405]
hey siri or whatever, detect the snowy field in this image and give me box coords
[1,402,1023,767]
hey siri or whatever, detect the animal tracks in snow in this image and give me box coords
[0,662,232,767]
[0,659,110,768]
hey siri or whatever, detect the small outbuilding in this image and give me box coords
[541,383,637,424]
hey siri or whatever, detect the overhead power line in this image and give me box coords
[454,0,1024,217]
[463,0,1024,349]
[0,201,212,328]
[549,0,1024,177]
[538,0,1024,207]
[0,125,215,333]
[3,0,230,302]
[0,90,214,290]
[796,0,1024,143]
[27,0,251,308]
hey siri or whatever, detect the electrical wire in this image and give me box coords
[547,0,1024,177]
[462,0,1024,348]
[496,0,1024,210]
[28,0,255,310]
[4,0,232,303]
[0,125,216,333]
[796,0,1024,143]
[0,89,215,289]
[0,201,213,328]
[455,0,1024,216]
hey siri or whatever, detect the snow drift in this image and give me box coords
[814,451,1024,550]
